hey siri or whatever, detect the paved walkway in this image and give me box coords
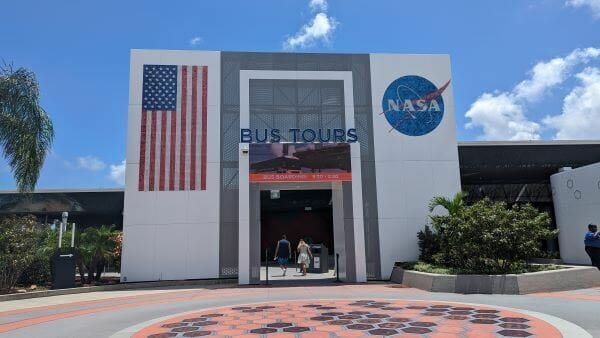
[0,283,597,337]
[260,267,335,281]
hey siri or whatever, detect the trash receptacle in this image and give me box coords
[52,248,77,289]
[308,244,329,273]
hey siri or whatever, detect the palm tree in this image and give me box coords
[428,191,468,216]
[0,64,54,192]
[426,192,468,266]
[79,225,118,283]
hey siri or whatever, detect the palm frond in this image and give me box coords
[0,64,54,192]
[428,191,468,215]
[428,196,452,213]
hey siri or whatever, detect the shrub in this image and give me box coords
[112,231,123,271]
[419,196,558,274]
[401,261,564,275]
[416,225,440,263]
[17,226,62,286]
[0,215,44,293]
[17,254,51,286]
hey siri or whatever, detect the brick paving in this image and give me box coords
[134,299,562,338]
[0,283,594,337]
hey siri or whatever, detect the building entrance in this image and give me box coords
[260,189,335,282]
[239,142,367,285]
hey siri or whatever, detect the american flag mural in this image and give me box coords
[138,65,208,191]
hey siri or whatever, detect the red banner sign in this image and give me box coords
[249,143,352,183]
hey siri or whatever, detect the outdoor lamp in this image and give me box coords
[62,212,68,228]
[58,211,69,248]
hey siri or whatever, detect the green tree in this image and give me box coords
[0,65,54,192]
[420,192,468,264]
[78,225,118,283]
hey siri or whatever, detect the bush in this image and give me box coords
[0,215,44,293]
[419,196,558,274]
[1,217,123,290]
[416,225,440,263]
[400,261,564,275]
[17,226,59,286]
[112,231,122,271]
[17,254,51,286]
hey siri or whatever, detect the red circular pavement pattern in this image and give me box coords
[133,299,562,338]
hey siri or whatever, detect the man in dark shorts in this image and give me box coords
[274,234,291,276]
[584,224,600,270]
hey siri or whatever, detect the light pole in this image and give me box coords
[62,212,68,228]
[58,212,68,249]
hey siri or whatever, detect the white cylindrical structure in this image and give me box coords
[71,223,76,247]
[58,222,63,248]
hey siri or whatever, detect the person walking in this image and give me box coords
[297,239,313,276]
[584,224,600,270]
[274,235,291,276]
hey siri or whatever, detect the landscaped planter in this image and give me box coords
[390,265,600,294]
[529,258,563,265]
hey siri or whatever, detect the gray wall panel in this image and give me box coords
[219,52,381,279]
[342,181,356,281]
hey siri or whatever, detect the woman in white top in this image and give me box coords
[297,239,313,276]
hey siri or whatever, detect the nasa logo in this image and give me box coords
[381,75,450,136]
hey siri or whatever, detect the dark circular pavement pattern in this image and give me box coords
[135,299,562,337]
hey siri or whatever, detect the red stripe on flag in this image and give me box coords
[149,111,157,191]
[138,111,147,191]
[159,111,167,191]
[179,66,187,190]
[169,111,176,191]
[201,66,208,191]
[190,66,198,190]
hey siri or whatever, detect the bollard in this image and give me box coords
[336,253,341,282]
[295,251,298,272]
[265,248,269,286]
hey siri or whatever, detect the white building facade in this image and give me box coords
[121,50,461,284]
[551,163,600,265]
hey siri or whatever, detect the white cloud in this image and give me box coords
[514,47,600,101]
[309,0,328,12]
[284,12,338,50]
[543,67,600,139]
[284,0,338,50]
[465,93,541,140]
[109,160,126,186]
[189,36,203,47]
[566,0,600,19]
[77,156,106,171]
[465,47,600,140]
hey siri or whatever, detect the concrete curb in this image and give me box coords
[529,258,563,265]
[390,265,600,294]
[0,278,237,302]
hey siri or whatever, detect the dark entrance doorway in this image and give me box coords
[260,189,334,281]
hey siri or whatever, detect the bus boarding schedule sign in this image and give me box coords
[249,143,352,182]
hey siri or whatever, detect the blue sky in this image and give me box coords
[1,0,599,189]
